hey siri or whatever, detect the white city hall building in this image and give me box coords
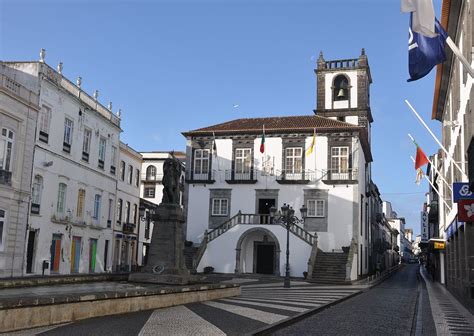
[184,51,375,282]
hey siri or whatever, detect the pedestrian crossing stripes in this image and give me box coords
[135,282,362,335]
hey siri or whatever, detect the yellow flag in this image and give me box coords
[306,129,316,156]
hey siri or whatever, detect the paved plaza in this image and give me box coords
[1,265,473,335]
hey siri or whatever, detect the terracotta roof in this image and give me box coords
[182,115,359,136]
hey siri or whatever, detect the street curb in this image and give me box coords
[249,265,403,335]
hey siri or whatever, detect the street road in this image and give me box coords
[274,264,436,336]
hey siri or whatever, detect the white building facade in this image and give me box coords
[184,51,375,280]
[4,55,121,275]
[113,142,142,272]
[0,64,39,277]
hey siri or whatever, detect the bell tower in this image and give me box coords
[314,49,373,128]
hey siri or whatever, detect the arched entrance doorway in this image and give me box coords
[235,228,280,275]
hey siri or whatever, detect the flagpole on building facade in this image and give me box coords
[410,156,452,211]
[405,100,467,179]
[446,37,474,78]
[407,133,453,192]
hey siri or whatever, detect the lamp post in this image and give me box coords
[270,203,307,288]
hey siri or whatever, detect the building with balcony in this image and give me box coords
[184,50,375,281]
[3,52,121,275]
[113,142,142,272]
[0,64,39,277]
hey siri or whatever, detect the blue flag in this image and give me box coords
[408,16,448,82]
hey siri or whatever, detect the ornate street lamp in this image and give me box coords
[269,203,307,288]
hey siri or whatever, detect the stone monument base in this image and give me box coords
[128,203,198,285]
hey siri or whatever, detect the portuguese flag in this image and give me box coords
[412,138,429,185]
[260,125,265,153]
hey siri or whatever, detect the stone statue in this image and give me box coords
[162,155,181,205]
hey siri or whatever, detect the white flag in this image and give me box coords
[401,0,436,38]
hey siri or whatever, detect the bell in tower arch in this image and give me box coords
[333,75,349,101]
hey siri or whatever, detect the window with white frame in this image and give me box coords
[330,146,349,173]
[133,204,137,224]
[0,209,5,251]
[116,198,123,224]
[284,147,303,174]
[82,128,92,161]
[128,165,133,184]
[77,189,85,219]
[31,175,43,205]
[211,198,228,216]
[39,105,51,143]
[99,137,106,162]
[63,118,74,146]
[194,149,209,175]
[56,183,67,214]
[125,201,130,223]
[0,128,14,172]
[107,198,113,227]
[146,165,156,180]
[120,161,125,181]
[144,187,155,198]
[235,148,252,174]
[135,168,140,187]
[93,194,101,220]
[110,146,117,173]
[307,199,325,217]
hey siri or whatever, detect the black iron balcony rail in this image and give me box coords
[276,169,320,184]
[225,169,257,184]
[322,168,358,183]
[185,170,215,183]
[141,173,164,182]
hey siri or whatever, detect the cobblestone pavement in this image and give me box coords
[5,280,365,336]
[273,264,425,336]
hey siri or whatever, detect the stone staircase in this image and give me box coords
[310,252,349,284]
[184,245,199,271]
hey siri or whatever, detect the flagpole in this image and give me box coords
[407,133,453,192]
[405,99,467,179]
[410,156,452,211]
[446,37,474,78]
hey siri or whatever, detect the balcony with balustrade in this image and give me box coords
[185,170,215,184]
[225,169,257,184]
[276,169,321,184]
[141,172,164,182]
[322,168,358,184]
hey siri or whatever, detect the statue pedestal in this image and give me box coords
[129,204,193,285]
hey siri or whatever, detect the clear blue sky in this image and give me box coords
[1,0,444,236]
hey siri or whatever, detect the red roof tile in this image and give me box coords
[182,115,359,135]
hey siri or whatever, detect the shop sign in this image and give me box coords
[420,211,429,243]
[453,182,474,202]
[433,241,446,250]
[457,199,474,222]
